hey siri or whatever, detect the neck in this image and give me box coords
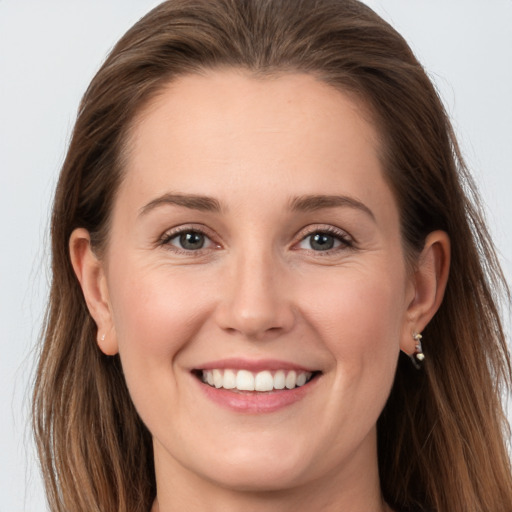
[151,483,391,512]
[151,430,391,512]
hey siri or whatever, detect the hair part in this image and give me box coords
[33,1,512,511]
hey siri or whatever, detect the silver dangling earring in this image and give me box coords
[410,332,425,370]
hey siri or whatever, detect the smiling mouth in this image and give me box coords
[194,369,320,392]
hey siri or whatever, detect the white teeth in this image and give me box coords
[285,370,297,389]
[213,369,223,388]
[223,369,236,389]
[254,370,274,392]
[274,370,286,390]
[236,370,255,391]
[200,369,313,391]
[296,372,307,387]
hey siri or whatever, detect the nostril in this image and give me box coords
[213,277,296,338]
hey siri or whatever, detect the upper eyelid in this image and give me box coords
[158,226,220,255]
[292,226,356,254]
[160,223,217,240]
[157,223,354,248]
[295,224,353,242]
[157,225,220,253]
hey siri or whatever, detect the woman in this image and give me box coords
[32,0,512,511]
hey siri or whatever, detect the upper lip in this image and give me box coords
[194,358,318,373]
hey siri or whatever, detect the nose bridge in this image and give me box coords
[217,241,294,339]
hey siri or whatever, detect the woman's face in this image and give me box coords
[97,71,418,492]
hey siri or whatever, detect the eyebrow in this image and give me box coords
[139,193,222,216]
[139,192,375,221]
[289,194,375,221]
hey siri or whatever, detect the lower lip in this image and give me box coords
[196,376,319,414]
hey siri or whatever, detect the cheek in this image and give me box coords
[302,266,406,383]
[107,262,213,368]
[104,263,219,430]
[309,267,405,332]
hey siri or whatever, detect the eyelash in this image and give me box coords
[158,225,218,255]
[158,225,354,255]
[295,225,354,254]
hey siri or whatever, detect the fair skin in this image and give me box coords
[70,71,449,512]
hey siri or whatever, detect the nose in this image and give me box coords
[214,249,296,341]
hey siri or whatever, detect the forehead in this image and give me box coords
[133,70,379,147]
[116,69,397,232]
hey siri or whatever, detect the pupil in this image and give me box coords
[180,232,204,250]
[311,233,334,251]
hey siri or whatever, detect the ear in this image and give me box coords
[69,228,118,355]
[400,230,450,355]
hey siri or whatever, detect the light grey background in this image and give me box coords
[1,1,511,510]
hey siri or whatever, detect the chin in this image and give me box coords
[166,432,318,493]
[201,455,308,492]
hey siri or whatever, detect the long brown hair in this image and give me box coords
[33,1,512,511]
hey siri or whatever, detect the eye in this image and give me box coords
[161,228,216,252]
[176,231,206,250]
[297,229,352,252]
